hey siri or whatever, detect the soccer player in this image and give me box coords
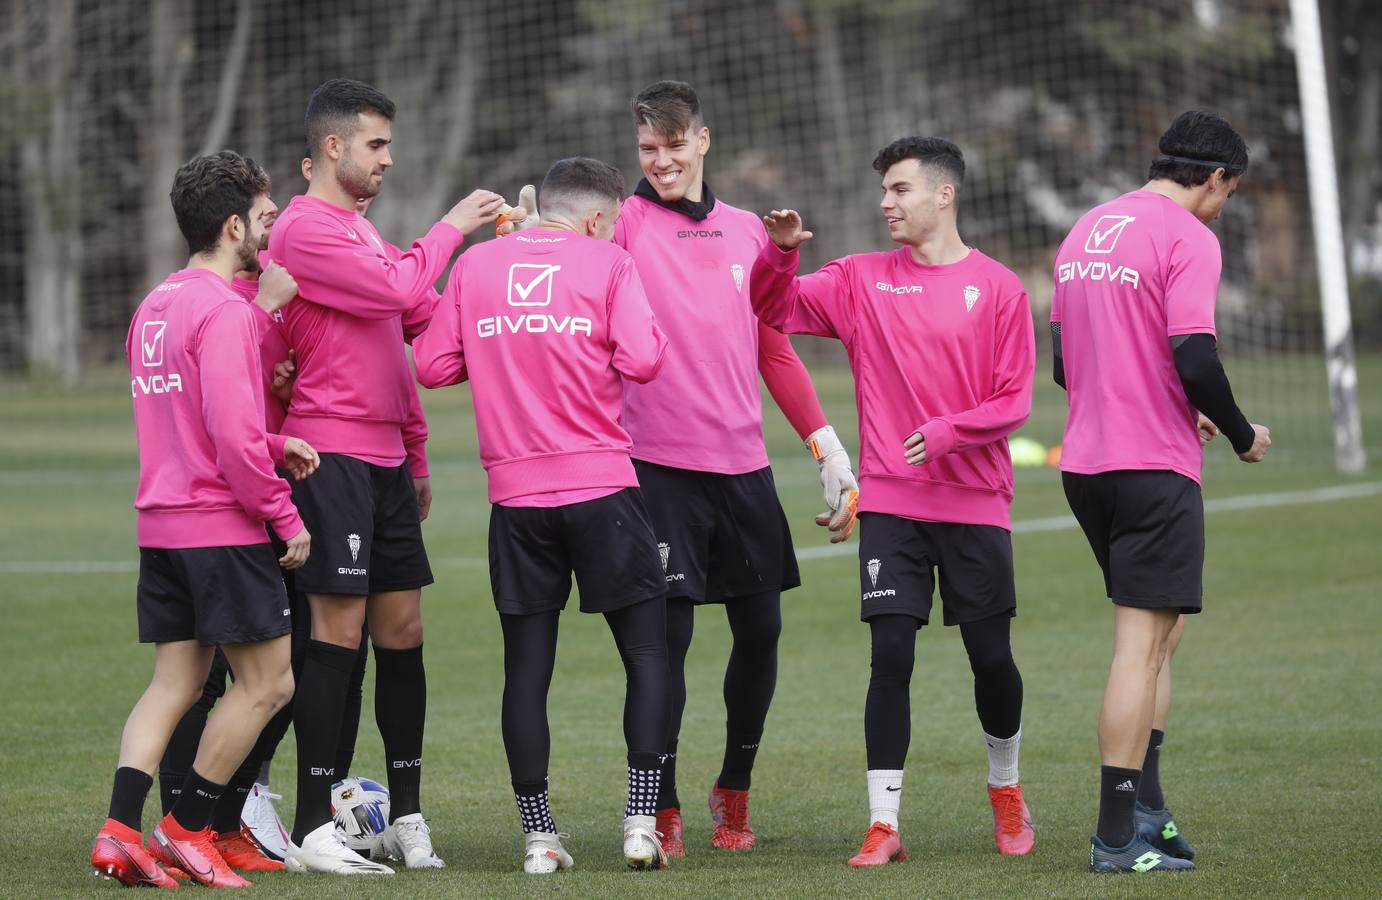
[618,80,859,855]
[415,157,672,873]
[90,150,319,889]
[268,77,504,875]
[1051,110,1270,873]
[749,137,1037,866]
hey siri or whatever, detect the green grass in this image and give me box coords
[2,356,1381,897]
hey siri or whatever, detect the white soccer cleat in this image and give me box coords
[284,821,394,875]
[622,814,666,870]
[240,783,289,861]
[379,813,446,869]
[522,831,574,874]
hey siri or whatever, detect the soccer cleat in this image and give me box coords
[240,783,289,861]
[988,784,1035,856]
[622,814,666,870]
[1089,834,1195,873]
[709,782,755,850]
[214,826,286,872]
[284,820,394,875]
[848,821,908,867]
[378,813,446,868]
[1135,802,1195,860]
[90,818,179,888]
[522,831,574,874]
[655,808,685,858]
[147,814,251,888]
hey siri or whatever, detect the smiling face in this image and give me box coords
[637,123,709,203]
[879,158,953,246]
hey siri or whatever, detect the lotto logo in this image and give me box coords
[1083,215,1136,254]
[507,263,561,307]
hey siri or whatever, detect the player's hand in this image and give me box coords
[903,431,926,465]
[443,190,506,236]
[807,426,860,543]
[271,349,297,404]
[762,209,813,251]
[1197,413,1219,446]
[1238,424,1271,463]
[497,184,540,236]
[281,436,320,481]
[254,261,299,315]
[414,475,433,521]
[279,525,311,570]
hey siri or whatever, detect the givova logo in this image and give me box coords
[131,320,184,395]
[1083,215,1136,254]
[863,557,896,600]
[875,282,924,295]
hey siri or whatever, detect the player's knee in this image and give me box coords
[374,618,423,649]
[869,633,915,685]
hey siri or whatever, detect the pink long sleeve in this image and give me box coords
[756,322,826,440]
[607,257,667,384]
[750,243,857,342]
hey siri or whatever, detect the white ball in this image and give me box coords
[331,777,391,854]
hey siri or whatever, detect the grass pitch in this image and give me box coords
[2,358,1380,898]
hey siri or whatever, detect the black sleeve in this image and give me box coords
[1051,322,1066,389]
[1171,333,1255,454]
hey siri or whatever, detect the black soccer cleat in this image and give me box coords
[1089,834,1195,873]
[1135,801,1196,860]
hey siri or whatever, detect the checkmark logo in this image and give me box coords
[1083,215,1136,254]
[507,263,561,307]
[141,321,168,367]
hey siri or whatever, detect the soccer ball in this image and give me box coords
[331,777,390,854]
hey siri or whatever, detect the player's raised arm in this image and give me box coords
[750,211,858,341]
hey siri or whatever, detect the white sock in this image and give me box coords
[866,769,904,828]
[984,727,1021,787]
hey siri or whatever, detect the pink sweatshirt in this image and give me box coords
[128,268,303,548]
[614,194,825,474]
[232,277,290,435]
[413,230,667,505]
[1052,190,1221,484]
[269,195,456,477]
[752,245,1034,530]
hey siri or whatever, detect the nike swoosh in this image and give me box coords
[885,785,902,792]
[161,834,213,881]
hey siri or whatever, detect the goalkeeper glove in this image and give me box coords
[496,184,541,236]
[806,425,859,543]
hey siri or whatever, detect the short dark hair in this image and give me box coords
[305,78,396,159]
[631,80,703,139]
[539,157,626,220]
[1148,110,1249,186]
[872,137,965,190]
[169,150,268,256]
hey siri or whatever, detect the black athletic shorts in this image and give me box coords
[857,512,1016,627]
[136,544,292,646]
[289,453,433,596]
[1062,470,1204,614]
[488,488,667,615]
[633,460,800,604]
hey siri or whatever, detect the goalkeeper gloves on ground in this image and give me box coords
[496,184,540,236]
[806,425,859,543]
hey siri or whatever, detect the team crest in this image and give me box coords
[964,285,980,312]
[867,558,882,589]
[730,263,745,292]
[658,542,670,573]
[347,533,362,564]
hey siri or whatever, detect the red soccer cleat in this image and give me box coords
[147,814,251,888]
[848,821,908,868]
[708,782,755,851]
[656,808,685,858]
[91,818,180,888]
[214,826,286,872]
[988,784,1035,856]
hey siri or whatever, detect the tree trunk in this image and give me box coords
[141,0,192,290]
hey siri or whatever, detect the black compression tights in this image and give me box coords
[500,600,670,784]
[865,613,1022,770]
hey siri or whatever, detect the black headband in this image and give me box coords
[1158,154,1234,169]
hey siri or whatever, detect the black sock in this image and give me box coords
[158,659,226,815]
[1139,729,1166,809]
[291,639,357,844]
[657,742,680,811]
[211,766,257,834]
[373,643,426,822]
[1096,765,1141,848]
[171,769,224,832]
[513,778,557,834]
[626,751,664,818]
[334,638,369,776]
[717,731,762,791]
[109,767,153,832]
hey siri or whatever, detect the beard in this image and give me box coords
[235,230,262,274]
[337,152,381,200]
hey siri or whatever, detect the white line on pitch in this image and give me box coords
[2,480,1379,575]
